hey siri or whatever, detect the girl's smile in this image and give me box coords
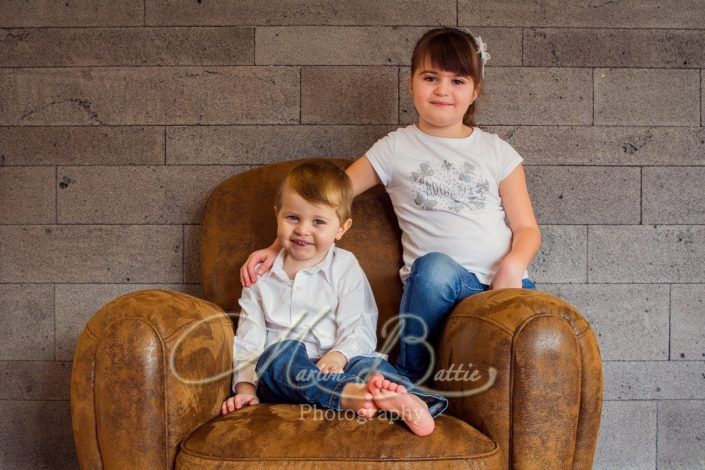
[409,58,479,138]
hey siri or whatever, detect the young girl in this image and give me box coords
[241,27,540,384]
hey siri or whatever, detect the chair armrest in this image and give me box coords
[71,289,234,469]
[434,288,602,470]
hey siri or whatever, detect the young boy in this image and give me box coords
[220,159,447,436]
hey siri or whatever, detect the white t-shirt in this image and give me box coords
[365,124,525,285]
[232,245,380,389]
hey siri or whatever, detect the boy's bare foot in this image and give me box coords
[340,383,378,418]
[367,372,435,436]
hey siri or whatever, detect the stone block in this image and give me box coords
[1,0,142,27]
[0,126,164,165]
[657,400,705,469]
[57,165,246,224]
[643,167,705,224]
[146,0,456,26]
[526,166,640,224]
[530,225,587,283]
[595,69,700,126]
[55,284,202,361]
[301,66,397,124]
[0,361,71,400]
[0,401,77,469]
[0,67,299,125]
[459,0,705,28]
[184,225,202,284]
[593,401,656,470]
[0,284,54,361]
[589,225,705,283]
[0,166,55,224]
[0,225,183,283]
[402,67,593,126]
[166,125,395,164]
[604,361,705,399]
[543,284,669,360]
[489,126,705,166]
[671,285,705,361]
[256,26,521,66]
[524,28,705,68]
[0,27,253,66]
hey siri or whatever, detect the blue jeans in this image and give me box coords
[395,252,537,383]
[255,339,448,418]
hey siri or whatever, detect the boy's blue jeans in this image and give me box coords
[255,339,448,418]
[395,252,537,383]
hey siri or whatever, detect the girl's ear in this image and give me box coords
[407,75,413,94]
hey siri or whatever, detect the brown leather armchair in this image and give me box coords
[71,159,603,469]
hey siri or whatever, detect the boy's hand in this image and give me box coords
[221,393,259,415]
[240,245,279,287]
[491,255,525,290]
[316,351,347,374]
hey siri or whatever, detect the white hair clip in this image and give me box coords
[473,36,491,78]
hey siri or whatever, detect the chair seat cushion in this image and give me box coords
[177,404,501,469]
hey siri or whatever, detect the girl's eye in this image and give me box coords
[423,76,436,82]
[452,79,465,85]
[313,219,325,225]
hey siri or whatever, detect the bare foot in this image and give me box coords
[340,383,378,418]
[367,372,435,436]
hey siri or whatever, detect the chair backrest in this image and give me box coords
[200,158,404,346]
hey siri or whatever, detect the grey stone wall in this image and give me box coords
[1,1,704,468]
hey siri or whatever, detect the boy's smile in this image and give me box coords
[275,186,352,276]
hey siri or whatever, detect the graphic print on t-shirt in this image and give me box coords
[410,160,490,213]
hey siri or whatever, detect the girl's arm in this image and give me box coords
[346,155,381,197]
[493,164,541,289]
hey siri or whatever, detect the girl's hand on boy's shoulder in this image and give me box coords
[240,246,278,287]
[221,393,260,415]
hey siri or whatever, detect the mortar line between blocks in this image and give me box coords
[456,0,459,26]
[182,225,186,283]
[164,127,167,164]
[143,0,146,26]
[668,285,672,361]
[655,401,659,468]
[53,283,56,361]
[54,166,58,223]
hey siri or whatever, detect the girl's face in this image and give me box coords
[409,57,479,137]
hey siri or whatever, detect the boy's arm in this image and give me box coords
[329,256,379,361]
[232,285,268,391]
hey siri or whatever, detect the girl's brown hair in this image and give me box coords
[410,27,484,127]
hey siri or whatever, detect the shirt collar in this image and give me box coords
[269,245,337,283]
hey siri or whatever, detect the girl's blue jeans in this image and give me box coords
[395,252,537,383]
[255,339,448,418]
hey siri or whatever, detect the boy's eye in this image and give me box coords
[313,219,325,225]
[286,215,298,221]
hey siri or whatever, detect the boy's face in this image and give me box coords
[275,186,352,268]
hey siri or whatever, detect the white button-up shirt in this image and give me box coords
[232,245,379,388]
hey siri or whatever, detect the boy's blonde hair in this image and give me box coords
[275,159,353,223]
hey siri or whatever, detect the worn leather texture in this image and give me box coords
[71,158,603,469]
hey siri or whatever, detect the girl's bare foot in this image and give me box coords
[340,383,378,418]
[367,372,435,436]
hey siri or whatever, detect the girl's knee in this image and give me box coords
[409,252,462,290]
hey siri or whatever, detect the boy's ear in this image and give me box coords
[336,219,353,240]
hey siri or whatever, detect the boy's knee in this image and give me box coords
[256,339,304,372]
